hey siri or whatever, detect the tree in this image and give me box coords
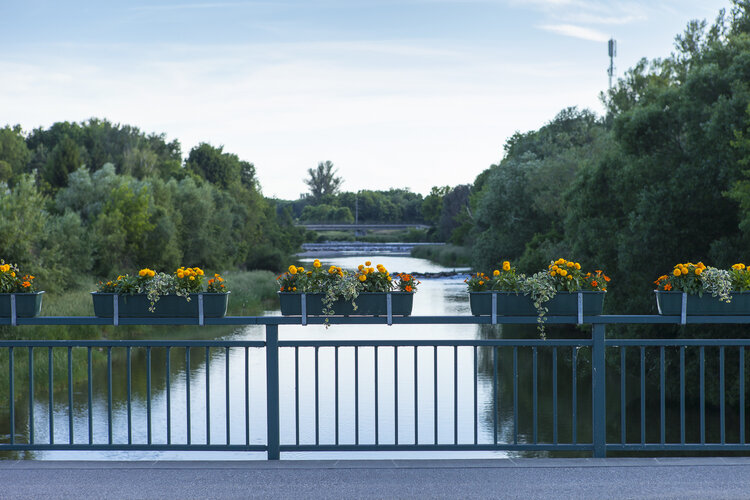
[305,161,342,201]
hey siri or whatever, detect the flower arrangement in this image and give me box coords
[277,259,418,319]
[97,266,228,311]
[0,260,36,293]
[466,258,609,336]
[654,261,750,303]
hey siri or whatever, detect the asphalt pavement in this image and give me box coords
[1,457,750,499]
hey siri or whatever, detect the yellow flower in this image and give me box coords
[10,272,14,277]
[567,275,572,280]
[289,265,297,275]
[551,265,559,271]
[313,260,321,268]
[177,272,185,278]
[695,267,703,275]
[359,274,367,282]
[559,269,567,277]
[365,261,372,266]
[575,263,581,270]
[673,268,681,276]
[189,276,195,281]
[567,261,575,268]
[502,261,511,272]
[550,270,557,277]
[493,270,500,276]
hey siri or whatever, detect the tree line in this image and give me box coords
[0,119,302,291]
[433,2,750,324]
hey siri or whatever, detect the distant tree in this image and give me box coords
[0,125,31,181]
[44,135,82,188]
[305,161,342,201]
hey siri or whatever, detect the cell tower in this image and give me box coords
[608,38,617,89]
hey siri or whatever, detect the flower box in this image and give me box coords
[655,290,750,315]
[469,291,605,316]
[0,292,45,318]
[92,292,229,318]
[279,292,413,316]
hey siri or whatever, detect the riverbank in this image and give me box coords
[410,244,472,268]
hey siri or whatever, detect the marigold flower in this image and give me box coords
[365,261,371,266]
[493,270,500,276]
[502,261,511,272]
[313,260,321,268]
[405,285,413,292]
[359,275,367,282]
[673,268,681,276]
[664,283,672,291]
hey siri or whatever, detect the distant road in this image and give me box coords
[298,223,430,231]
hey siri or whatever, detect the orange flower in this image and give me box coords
[664,283,673,291]
[591,280,598,287]
[405,285,413,292]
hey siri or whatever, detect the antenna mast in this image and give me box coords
[608,38,617,88]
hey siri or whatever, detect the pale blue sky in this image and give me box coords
[0,0,732,198]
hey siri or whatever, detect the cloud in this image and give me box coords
[538,24,610,42]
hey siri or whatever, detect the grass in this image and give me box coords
[410,244,472,268]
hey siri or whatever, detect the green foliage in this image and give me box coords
[305,160,343,201]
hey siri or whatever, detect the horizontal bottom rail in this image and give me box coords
[607,444,750,452]
[281,444,593,452]
[0,444,267,452]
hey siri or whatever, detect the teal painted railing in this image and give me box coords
[2,314,750,458]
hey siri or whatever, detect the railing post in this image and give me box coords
[592,323,606,458]
[266,324,280,460]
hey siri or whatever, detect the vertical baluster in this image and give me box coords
[553,347,558,444]
[660,346,665,445]
[87,347,92,445]
[720,346,725,445]
[335,346,339,446]
[314,346,319,446]
[414,346,419,445]
[453,346,457,446]
[9,347,14,446]
[741,347,745,445]
[620,346,626,444]
[67,347,73,445]
[680,346,685,445]
[205,346,210,445]
[166,347,171,446]
[127,347,132,445]
[513,347,518,445]
[396,346,400,446]
[147,346,152,445]
[225,347,230,446]
[572,347,578,445]
[700,346,705,444]
[533,347,538,444]
[640,346,645,445]
[492,346,498,446]
[435,346,439,445]
[355,346,359,446]
[48,347,53,445]
[294,346,299,446]
[107,347,112,445]
[473,346,478,446]
[28,347,34,445]
[244,346,249,447]
[186,347,191,445]
[375,346,379,446]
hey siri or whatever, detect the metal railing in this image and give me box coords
[1,314,750,459]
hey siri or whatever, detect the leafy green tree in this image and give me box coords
[44,135,82,188]
[186,143,242,189]
[0,125,30,181]
[305,161,343,201]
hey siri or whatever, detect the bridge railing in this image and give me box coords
[1,315,750,459]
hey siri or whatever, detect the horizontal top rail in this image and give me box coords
[0,339,266,347]
[3,314,750,326]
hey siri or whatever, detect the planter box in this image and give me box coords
[655,290,750,315]
[469,291,605,316]
[0,292,45,318]
[279,292,413,316]
[92,292,229,318]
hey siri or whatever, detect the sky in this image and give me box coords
[0,0,733,199]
